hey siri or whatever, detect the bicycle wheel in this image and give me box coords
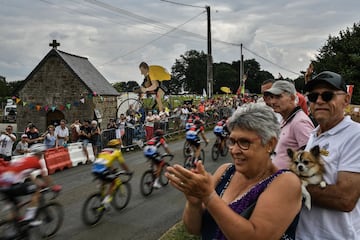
[140,170,154,196]
[199,149,205,164]
[111,183,131,211]
[81,193,104,226]
[220,143,229,157]
[183,141,192,158]
[159,162,170,186]
[36,202,64,238]
[211,144,220,161]
[183,156,193,169]
[0,220,22,240]
[116,97,144,119]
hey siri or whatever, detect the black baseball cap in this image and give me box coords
[305,71,347,92]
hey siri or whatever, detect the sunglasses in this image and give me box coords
[226,136,260,150]
[307,91,347,103]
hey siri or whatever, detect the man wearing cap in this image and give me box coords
[296,71,360,240]
[0,125,17,161]
[13,134,30,156]
[265,80,314,169]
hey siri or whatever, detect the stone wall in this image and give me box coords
[17,54,95,132]
[93,96,118,128]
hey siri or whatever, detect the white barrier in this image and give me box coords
[67,142,95,167]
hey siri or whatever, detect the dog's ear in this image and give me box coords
[287,148,295,159]
[310,145,320,157]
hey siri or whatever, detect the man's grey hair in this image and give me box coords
[227,103,280,145]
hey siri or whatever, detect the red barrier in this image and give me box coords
[44,146,72,174]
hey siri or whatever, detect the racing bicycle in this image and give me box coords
[211,134,229,161]
[81,170,133,226]
[183,141,205,169]
[0,185,63,240]
[140,153,174,197]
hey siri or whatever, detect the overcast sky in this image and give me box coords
[1,0,359,85]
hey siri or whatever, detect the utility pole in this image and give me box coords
[206,6,213,99]
[160,0,213,98]
[239,43,244,95]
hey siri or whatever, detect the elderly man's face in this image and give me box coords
[309,84,349,129]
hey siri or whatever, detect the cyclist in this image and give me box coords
[0,144,60,226]
[92,139,132,208]
[213,116,230,152]
[143,129,173,189]
[185,116,209,165]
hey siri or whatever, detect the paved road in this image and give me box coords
[49,133,231,240]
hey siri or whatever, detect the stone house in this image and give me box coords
[16,41,120,133]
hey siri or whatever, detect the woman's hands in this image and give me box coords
[165,161,214,205]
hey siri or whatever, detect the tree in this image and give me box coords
[213,62,238,94]
[112,82,127,92]
[311,22,360,104]
[172,50,207,94]
[231,59,274,94]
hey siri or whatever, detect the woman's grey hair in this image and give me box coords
[227,103,280,145]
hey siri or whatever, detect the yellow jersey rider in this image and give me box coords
[92,139,132,207]
[139,62,167,113]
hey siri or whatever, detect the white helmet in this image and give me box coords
[30,144,47,154]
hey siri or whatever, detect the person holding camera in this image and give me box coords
[0,125,16,161]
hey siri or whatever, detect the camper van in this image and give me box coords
[3,99,17,122]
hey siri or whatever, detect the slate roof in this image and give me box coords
[57,50,119,96]
[23,48,119,96]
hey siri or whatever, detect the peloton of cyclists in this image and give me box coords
[92,139,132,208]
[143,129,173,189]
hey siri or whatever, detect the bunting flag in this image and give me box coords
[12,91,107,112]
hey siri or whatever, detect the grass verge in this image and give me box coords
[159,221,200,240]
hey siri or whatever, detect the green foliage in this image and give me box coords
[171,50,208,94]
[311,22,360,104]
[172,51,274,95]
[113,82,127,92]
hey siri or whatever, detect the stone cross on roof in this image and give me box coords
[49,40,60,49]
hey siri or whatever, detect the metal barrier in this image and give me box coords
[99,107,232,151]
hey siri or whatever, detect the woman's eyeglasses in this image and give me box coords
[307,91,347,103]
[226,136,260,150]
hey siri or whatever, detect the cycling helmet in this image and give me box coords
[155,129,164,137]
[107,139,121,147]
[30,144,47,154]
[304,71,346,92]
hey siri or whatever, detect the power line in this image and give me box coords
[160,0,205,9]
[100,10,206,66]
[242,46,301,76]
[39,0,301,76]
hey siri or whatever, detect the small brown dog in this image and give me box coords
[287,145,327,210]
